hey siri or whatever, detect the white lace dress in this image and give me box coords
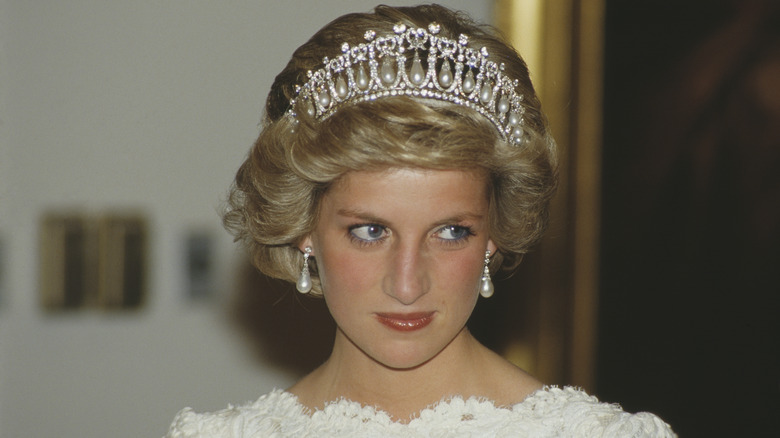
[164,386,675,437]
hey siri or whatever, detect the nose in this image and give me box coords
[382,241,430,305]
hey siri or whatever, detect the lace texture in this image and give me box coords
[164,386,676,437]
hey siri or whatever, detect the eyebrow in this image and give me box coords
[336,208,387,224]
[336,208,485,225]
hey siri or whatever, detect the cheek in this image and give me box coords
[316,250,381,327]
[316,248,378,296]
[439,252,483,290]
[433,253,483,322]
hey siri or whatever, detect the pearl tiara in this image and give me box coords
[288,22,527,144]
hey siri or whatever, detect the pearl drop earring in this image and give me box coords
[480,250,494,298]
[296,247,312,294]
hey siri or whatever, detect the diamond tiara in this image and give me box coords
[288,22,527,144]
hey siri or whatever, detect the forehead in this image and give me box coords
[333,166,486,190]
[322,168,489,216]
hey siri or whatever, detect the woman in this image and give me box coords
[166,4,675,437]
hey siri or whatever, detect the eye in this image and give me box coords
[349,224,387,242]
[435,225,474,241]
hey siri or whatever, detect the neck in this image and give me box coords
[307,327,484,421]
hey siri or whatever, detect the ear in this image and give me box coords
[487,239,497,256]
[298,235,314,255]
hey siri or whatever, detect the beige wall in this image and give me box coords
[0,1,492,437]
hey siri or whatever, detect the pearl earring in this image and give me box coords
[296,247,312,294]
[479,250,494,298]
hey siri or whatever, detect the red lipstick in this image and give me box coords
[375,312,435,332]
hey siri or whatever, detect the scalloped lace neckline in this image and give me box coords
[271,385,577,424]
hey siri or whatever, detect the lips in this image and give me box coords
[375,312,435,332]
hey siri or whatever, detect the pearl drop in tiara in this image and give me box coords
[288,22,527,144]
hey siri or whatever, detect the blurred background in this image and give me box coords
[0,1,777,437]
[598,1,778,436]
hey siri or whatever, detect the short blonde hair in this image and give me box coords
[224,4,558,295]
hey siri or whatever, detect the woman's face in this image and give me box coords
[302,168,496,370]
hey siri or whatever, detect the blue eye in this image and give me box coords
[349,224,387,242]
[436,225,473,241]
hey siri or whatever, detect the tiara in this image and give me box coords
[288,22,527,144]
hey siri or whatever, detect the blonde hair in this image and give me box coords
[224,4,558,295]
